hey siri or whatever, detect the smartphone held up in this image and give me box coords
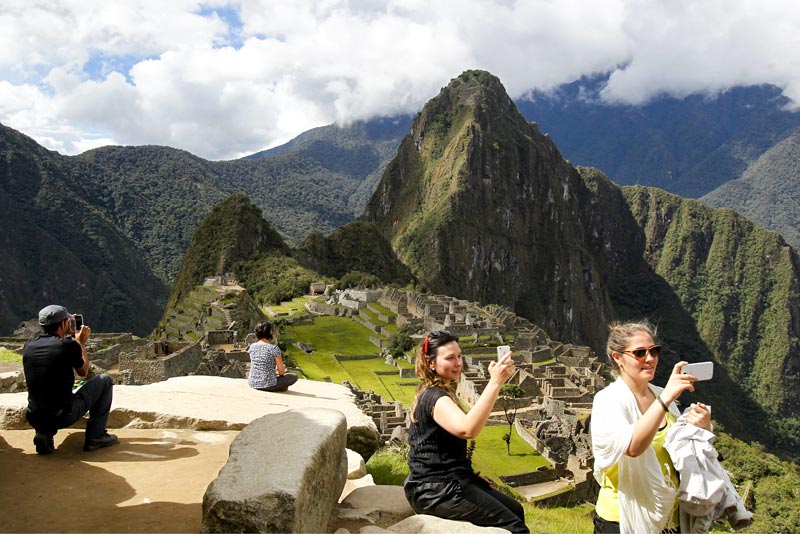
[497,345,511,361]
[681,361,714,381]
[70,314,84,331]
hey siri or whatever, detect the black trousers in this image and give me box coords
[404,475,529,533]
[256,373,298,392]
[26,374,114,440]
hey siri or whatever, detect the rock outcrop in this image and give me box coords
[202,408,348,533]
[0,376,381,458]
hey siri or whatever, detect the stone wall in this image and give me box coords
[0,370,26,394]
[500,465,557,487]
[119,340,202,385]
[91,338,149,370]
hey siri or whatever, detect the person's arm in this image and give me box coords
[627,361,696,457]
[74,325,91,377]
[432,354,516,439]
[276,354,286,376]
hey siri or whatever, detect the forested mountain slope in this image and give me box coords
[702,130,800,248]
[0,124,168,336]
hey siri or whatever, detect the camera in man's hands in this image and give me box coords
[70,314,84,331]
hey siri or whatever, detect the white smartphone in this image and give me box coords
[497,345,511,361]
[681,361,714,381]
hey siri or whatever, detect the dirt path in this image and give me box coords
[0,428,236,533]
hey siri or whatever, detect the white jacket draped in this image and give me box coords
[591,378,681,534]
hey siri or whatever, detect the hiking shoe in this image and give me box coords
[83,432,118,452]
[33,432,55,455]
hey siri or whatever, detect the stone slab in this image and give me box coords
[0,375,380,457]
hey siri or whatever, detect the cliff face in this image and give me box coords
[365,71,631,348]
[625,186,800,426]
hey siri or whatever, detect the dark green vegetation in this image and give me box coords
[364,71,800,458]
[297,220,413,285]
[165,195,412,318]
[624,185,800,450]
[715,432,800,533]
[0,119,407,335]
[702,131,800,248]
[0,124,169,336]
[167,193,289,312]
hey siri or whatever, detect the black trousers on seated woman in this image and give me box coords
[405,475,529,533]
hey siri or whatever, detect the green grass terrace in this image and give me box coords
[263,296,317,318]
[284,316,416,406]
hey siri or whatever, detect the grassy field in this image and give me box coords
[0,348,22,363]
[472,425,552,478]
[284,316,414,402]
[263,297,315,317]
[523,502,594,533]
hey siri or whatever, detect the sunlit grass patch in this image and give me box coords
[522,502,595,534]
[0,348,22,364]
[472,425,551,478]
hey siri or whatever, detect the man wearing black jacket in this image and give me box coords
[23,305,117,455]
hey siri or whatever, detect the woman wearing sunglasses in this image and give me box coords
[590,321,711,534]
[403,330,528,533]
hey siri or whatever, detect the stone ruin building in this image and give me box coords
[342,381,408,445]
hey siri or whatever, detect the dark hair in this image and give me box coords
[410,330,460,422]
[254,321,275,341]
[42,322,62,336]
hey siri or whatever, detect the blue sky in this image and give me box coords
[0,0,798,160]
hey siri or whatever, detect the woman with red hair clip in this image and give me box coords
[403,330,528,533]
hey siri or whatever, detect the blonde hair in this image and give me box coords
[606,320,659,375]
[409,331,460,422]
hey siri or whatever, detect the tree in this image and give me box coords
[499,384,525,455]
[387,332,414,358]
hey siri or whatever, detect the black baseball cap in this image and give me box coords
[38,305,73,326]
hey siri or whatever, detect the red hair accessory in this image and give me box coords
[423,335,429,355]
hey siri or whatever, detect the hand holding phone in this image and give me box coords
[497,345,511,361]
[681,361,714,381]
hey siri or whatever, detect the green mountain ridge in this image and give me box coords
[0,119,406,334]
[0,124,168,336]
[701,129,800,248]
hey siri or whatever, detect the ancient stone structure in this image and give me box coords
[0,370,26,394]
[118,340,202,385]
[343,381,408,445]
[201,408,348,533]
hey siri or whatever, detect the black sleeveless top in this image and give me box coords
[407,387,473,482]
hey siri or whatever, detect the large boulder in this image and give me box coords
[202,408,348,533]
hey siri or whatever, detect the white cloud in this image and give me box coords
[0,0,798,160]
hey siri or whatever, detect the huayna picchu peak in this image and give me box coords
[365,69,618,351]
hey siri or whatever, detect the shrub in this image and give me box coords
[365,443,410,485]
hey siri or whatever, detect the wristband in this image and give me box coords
[656,396,669,412]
